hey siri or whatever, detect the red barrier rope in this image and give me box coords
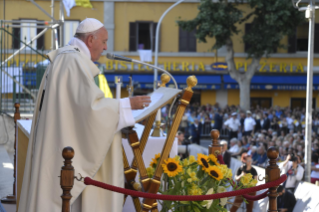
[84,174,286,201]
[243,190,268,201]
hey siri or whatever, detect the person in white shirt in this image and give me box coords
[228,138,240,154]
[224,112,241,142]
[280,154,304,193]
[244,110,256,136]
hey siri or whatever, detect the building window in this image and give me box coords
[290,98,316,110]
[129,22,157,51]
[63,20,80,45]
[20,20,37,50]
[179,27,196,52]
[289,24,319,53]
[250,98,272,109]
[12,19,45,50]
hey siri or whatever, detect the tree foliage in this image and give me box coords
[177,0,305,109]
[177,0,305,59]
[178,0,243,50]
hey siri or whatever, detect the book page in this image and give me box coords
[132,93,163,118]
[132,87,182,122]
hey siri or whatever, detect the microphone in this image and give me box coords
[106,53,132,62]
[106,53,177,89]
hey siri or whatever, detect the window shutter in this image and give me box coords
[129,22,137,51]
[12,21,21,49]
[152,23,159,52]
[179,27,189,52]
[188,29,197,52]
[314,24,319,53]
[244,24,252,52]
[37,22,45,50]
[288,28,297,53]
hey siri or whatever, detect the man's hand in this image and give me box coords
[129,96,151,110]
[279,208,288,212]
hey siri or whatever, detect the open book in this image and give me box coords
[132,87,182,122]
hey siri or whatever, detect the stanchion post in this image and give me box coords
[60,147,75,212]
[1,103,20,204]
[266,147,280,212]
[209,129,221,156]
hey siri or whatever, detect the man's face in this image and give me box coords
[177,133,185,143]
[221,144,227,152]
[88,27,108,61]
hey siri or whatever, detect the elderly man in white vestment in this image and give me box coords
[18,18,151,212]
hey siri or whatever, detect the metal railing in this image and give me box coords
[0,22,47,114]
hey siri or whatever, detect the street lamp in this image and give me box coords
[293,0,319,182]
[153,0,185,129]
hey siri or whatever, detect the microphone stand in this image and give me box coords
[107,54,178,135]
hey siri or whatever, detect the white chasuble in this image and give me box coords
[18,46,124,212]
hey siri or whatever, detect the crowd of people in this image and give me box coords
[164,102,319,188]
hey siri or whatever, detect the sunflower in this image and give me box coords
[205,166,223,181]
[208,154,219,165]
[197,153,210,171]
[149,153,161,168]
[162,158,183,177]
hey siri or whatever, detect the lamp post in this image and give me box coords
[293,0,319,182]
[153,0,185,127]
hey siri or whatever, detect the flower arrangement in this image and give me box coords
[147,153,257,212]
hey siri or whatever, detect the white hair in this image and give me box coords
[75,28,100,41]
[230,138,238,143]
[220,140,228,146]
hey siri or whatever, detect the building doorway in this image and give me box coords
[290,98,316,110]
[250,98,272,110]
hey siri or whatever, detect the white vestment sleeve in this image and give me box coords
[117,98,135,131]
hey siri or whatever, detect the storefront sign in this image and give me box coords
[225,84,319,90]
[211,62,228,71]
[3,58,306,74]
[104,60,305,73]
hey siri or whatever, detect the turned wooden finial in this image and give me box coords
[266,146,280,212]
[185,75,197,92]
[14,103,20,123]
[209,129,221,156]
[160,74,170,87]
[61,147,75,212]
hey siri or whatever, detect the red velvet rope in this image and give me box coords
[243,190,268,201]
[84,175,286,201]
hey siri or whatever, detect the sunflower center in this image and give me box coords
[167,162,178,171]
[201,158,209,168]
[210,170,219,178]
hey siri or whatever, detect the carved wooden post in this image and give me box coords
[266,147,280,212]
[61,147,75,212]
[209,129,221,156]
[1,103,20,204]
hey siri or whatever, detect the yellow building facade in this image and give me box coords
[1,0,319,109]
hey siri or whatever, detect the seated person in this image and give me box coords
[230,154,257,212]
[228,138,240,154]
[220,140,231,168]
[231,140,245,159]
[253,145,268,167]
[277,185,296,212]
[176,131,208,159]
[280,154,304,194]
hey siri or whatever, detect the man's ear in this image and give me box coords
[86,35,94,48]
